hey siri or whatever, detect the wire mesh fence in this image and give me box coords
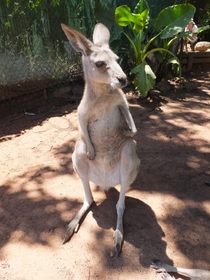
[0,0,97,101]
[0,0,183,102]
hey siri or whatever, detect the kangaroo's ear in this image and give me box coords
[61,24,93,56]
[93,23,110,46]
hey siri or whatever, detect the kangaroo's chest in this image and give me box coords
[78,92,128,157]
[89,104,122,130]
[88,105,127,160]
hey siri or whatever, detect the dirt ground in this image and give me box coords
[0,66,210,280]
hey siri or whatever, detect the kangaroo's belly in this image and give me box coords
[88,156,121,189]
[76,104,136,189]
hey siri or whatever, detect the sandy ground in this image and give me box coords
[0,68,210,280]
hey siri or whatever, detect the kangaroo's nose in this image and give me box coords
[118,77,127,87]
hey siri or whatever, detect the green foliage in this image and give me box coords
[0,0,94,85]
[94,0,124,54]
[185,0,210,41]
[5,0,61,9]
[2,0,209,89]
[115,1,197,97]
[94,0,118,32]
[131,61,156,94]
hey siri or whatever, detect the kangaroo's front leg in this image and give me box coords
[78,110,95,160]
[119,105,137,137]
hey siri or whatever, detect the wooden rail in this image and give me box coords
[181,51,210,71]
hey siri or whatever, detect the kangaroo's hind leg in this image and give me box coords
[113,139,140,257]
[63,139,94,244]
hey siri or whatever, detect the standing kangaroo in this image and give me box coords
[61,23,140,256]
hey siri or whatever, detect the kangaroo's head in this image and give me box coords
[61,23,127,91]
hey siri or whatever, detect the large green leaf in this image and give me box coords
[131,61,156,97]
[154,4,195,39]
[115,5,135,27]
[161,26,184,39]
[167,57,180,75]
[195,25,210,34]
[133,0,150,33]
[175,25,210,41]
[133,10,149,32]
[115,5,149,32]
[133,0,149,14]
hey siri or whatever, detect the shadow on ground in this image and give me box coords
[0,68,210,277]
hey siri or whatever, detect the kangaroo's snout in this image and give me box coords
[117,77,127,88]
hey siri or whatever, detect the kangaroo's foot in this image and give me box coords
[113,229,123,257]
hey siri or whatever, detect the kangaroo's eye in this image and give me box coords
[95,61,106,68]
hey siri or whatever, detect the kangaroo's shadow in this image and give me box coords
[91,187,172,268]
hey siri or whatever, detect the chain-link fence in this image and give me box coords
[0,0,183,102]
[0,1,97,101]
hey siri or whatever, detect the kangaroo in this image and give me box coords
[61,23,140,256]
[151,259,210,280]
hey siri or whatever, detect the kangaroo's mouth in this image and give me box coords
[109,79,127,91]
[118,77,127,88]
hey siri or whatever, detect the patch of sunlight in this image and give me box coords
[186,155,208,170]
[127,190,186,219]
[26,189,44,200]
[152,131,171,142]
[178,133,190,142]
[202,202,210,216]
[149,114,159,120]
[163,103,186,112]
[165,244,193,267]
[2,242,63,278]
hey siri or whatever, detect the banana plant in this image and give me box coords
[115,0,196,97]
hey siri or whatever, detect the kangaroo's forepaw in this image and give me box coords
[150,259,166,273]
[63,220,79,244]
[122,128,137,137]
[87,147,95,160]
[161,271,175,280]
[150,259,162,270]
[113,229,123,257]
